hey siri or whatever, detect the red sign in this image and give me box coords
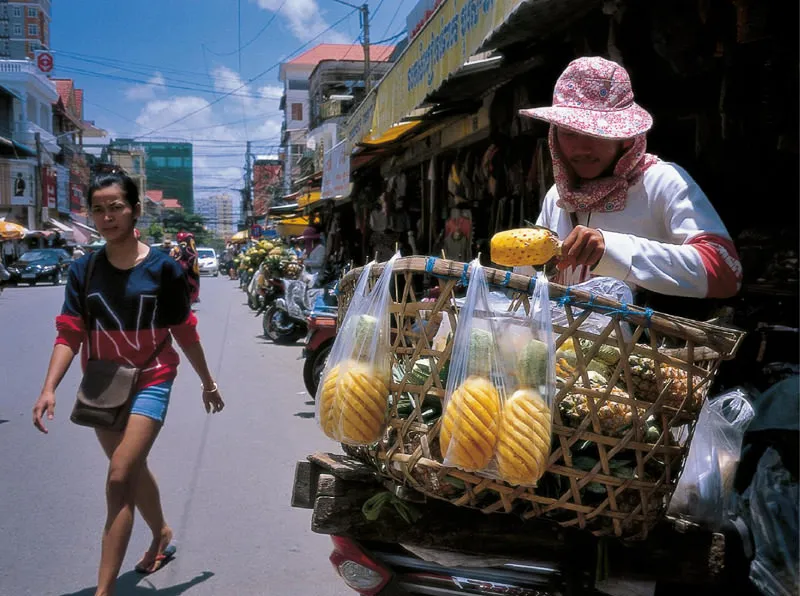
[36,51,53,74]
[253,161,282,217]
[43,166,57,209]
[70,182,83,213]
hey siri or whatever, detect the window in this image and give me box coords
[12,24,21,37]
[288,79,309,91]
[28,24,38,36]
[28,7,37,17]
[166,156,182,168]
[183,157,192,168]
[291,102,303,121]
[150,156,167,167]
[12,6,22,17]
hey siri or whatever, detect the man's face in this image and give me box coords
[555,127,630,180]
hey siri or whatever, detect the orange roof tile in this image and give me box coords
[161,199,182,209]
[145,190,164,203]
[288,44,395,66]
[53,79,74,106]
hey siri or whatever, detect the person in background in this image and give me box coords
[31,171,224,595]
[72,245,86,260]
[299,227,325,275]
[519,57,741,300]
[175,232,200,305]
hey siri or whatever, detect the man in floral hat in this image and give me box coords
[520,57,741,299]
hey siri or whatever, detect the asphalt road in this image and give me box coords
[0,276,350,596]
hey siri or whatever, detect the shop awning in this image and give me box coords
[70,220,102,241]
[46,218,75,241]
[231,230,250,243]
[344,0,530,150]
[268,203,301,215]
[297,191,322,208]
[0,135,36,157]
[359,121,424,147]
[276,216,310,238]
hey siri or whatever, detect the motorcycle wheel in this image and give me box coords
[263,305,304,344]
[303,340,332,399]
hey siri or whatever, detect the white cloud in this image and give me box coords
[130,69,284,206]
[125,72,167,101]
[253,0,349,43]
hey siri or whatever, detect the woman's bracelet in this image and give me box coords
[202,381,218,393]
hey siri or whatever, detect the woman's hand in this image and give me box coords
[202,384,225,414]
[33,391,56,434]
[558,225,605,270]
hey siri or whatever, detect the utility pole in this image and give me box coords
[361,3,371,93]
[244,140,252,228]
[330,0,371,92]
[283,140,292,197]
[34,132,42,233]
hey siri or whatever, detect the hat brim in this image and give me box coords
[519,103,653,140]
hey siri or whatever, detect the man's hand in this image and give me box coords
[33,391,56,434]
[558,225,605,271]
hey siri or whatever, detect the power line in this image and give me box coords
[52,48,214,78]
[380,0,408,40]
[132,8,358,141]
[203,0,287,57]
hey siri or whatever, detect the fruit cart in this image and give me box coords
[292,257,751,594]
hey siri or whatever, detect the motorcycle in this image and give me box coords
[302,286,338,397]
[263,273,323,344]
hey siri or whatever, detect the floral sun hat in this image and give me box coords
[519,56,653,140]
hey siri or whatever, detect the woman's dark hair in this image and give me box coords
[87,170,140,208]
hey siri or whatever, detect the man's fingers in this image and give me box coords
[576,239,601,267]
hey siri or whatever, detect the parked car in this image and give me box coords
[197,247,219,276]
[7,248,71,286]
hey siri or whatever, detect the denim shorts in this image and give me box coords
[129,381,174,423]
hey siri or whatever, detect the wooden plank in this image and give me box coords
[308,451,378,482]
[291,460,320,510]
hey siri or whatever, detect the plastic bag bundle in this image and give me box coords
[439,260,510,475]
[668,387,754,529]
[494,272,556,486]
[316,254,398,445]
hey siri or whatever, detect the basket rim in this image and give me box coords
[338,256,745,358]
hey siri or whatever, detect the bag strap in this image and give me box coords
[82,251,100,359]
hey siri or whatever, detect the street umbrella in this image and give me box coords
[0,220,26,240]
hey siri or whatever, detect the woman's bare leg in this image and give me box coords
[94,415,162,596]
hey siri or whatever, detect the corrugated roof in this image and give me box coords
[145,190,164,203]
[161,199,182,209]
[288,44,395,66]
[74,89,84,119]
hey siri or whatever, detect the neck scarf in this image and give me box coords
[549,127,660,213]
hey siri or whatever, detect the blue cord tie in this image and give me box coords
[460,263,469,286]
[333,281,340,296]
[425,257,436,274]
[555,288,653,325]
[528,276,536,295]
[502,271,511,287]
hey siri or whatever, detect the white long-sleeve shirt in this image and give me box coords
[535,162,742,298]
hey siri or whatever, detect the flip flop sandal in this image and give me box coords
[135,544,177,574]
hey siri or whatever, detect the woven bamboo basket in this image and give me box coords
[336,257,745,539]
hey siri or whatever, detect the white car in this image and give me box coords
[197,247,219,276]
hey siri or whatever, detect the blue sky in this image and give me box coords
[50,0,410,198]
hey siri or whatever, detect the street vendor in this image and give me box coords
[299,226,326,275]
[520,57,742,299]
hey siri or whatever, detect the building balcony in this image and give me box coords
[0,59,58,102]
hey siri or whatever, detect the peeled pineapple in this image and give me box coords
[318,364,342,440]
[491,227,562,267]
[440,376,501,470]
[337,361,390,444]
[496,389,551,485]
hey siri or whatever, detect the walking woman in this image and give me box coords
[32,171,225,596]
[175,231,200,304]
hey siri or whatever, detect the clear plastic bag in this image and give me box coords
[745,447,799,596]
[668,387,755,529]
[494,272,556,486]
[316,254,398,445]
[439,260,510,476]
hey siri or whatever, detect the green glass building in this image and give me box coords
[112,140,194,213]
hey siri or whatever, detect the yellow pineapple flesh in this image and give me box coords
[337,361,389,445]
[496,389,551,486]
[491,227,562,267]
[440,376,501,471]
[318,364,343,441]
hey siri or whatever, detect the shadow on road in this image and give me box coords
[0,419,8,425]
[59,570,214,596]
[294,412,315,419]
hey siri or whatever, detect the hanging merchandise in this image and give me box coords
[439,260,510,476]
[668,388,755,529]
[494,272,556,486]
[316,254,399,445]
